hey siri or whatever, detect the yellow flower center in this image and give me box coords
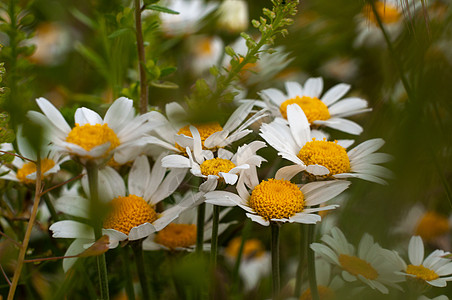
[300,285,335,300]
[406,264,439,282]
[66,123,120,155]
[225,237,265,260]
[415,211,450,241]
[103,195,158,235]
[154,223,197,249]
[279,96,330,122]
[16,158,56,184]
[338,254,378,280]
[200,158,236,177]
[176,122,224,152]
[199,37,213,55]
[298,139,350,176]
[365,1,401,25]
[249,179,304,221]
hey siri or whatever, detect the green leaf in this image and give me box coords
[107,27,134,39]
[150,81,179,89]
[160,67,177,77]
[144,4,179,14]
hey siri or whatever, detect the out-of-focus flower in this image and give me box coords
[160,0,218,36]
[143,197,232,251]
[260,104,393,184]
[354,0,404,47]
[27,22,73,65]
[299,259,344,300]
[28,97,160,165]
[311,227,406,294]
[205,166,350,226]
[49,155,188,271]
[399,236,452,287]
[224,237,270,291]
[217,0,249,34]
[319,57,359,82]
[257,77,370,135]
[145,101,267,155]
[0,129,68,184]
[188,35,223,76]
[162,140,266,192]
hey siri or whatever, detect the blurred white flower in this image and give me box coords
[217,0,249,34]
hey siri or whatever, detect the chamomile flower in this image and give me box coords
[143,196,232,251]
[311,227,406,294]
[354,0,404,47]
[159,0,218,36]
[145,101,267,155]
[204,166,350,226]
[260,104,393,184]
[400,236,452,287]
[188,35,223,76]
[224,237,271,291]
[257,77,370,135]
[0,130,68,184]
[162,137,266,192]
[49,155,188,271]
[28,97,160,165]
[216,0,249,34]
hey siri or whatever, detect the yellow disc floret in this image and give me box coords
[103,195,158,235]
[365,1,401,25]
[406,264,439,282]
[200,158,236,177]
[300,286,335,300]
[16,158,56,184]
[176,122,224,152]
[225,237,265,260]
[415,211,450,241]
[249,179,304,221]
[298,139,350,176]
[339,254,378,280]
[279,96,330,123]
[66,123,120,155]
[154,223,197,249]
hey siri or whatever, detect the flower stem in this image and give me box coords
[271,222,280,300]
[122,247,135,300]
[232,218,252,288]
[210,205,220,269]
[196,203,206,254]
[294,224,307,297]
[86,162,109,300]
[7,156,42,300]
[134,0,148,114]
[131,241,151,300]
[307,224,319,300]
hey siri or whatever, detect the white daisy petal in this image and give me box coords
[321,83,351,106]
[128,223,155,241]
[306,164,330,176]
[285,81,303,98]
[49,220,94,239]
[328,97,368,116]
[74,107,103,125]
[408,236,424,266]
[302,181,351,206]
[287,104,311,147]
[103,97,134,131]
[128,155,150,197]
[259,88,287,106]
[36,97,71,133]
[275,164,306,181]
[313,118,363,135]
[303,77,323,98]
[246,213,270,226]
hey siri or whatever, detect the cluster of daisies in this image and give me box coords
[2,72,450,298]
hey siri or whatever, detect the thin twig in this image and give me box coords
[0,231,22,248]
[39,173,84,197]
[0,150,34,163]
[23,255,79,263]
[0,264,12,286]
[135,0,148,114]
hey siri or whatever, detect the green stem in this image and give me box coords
[294,224,307,297]
[134,0,148,114]
[232,219,252,287]
[131,241,151,300]
[368,0,414,101]
[123,247,135,300]
[307,224,319,300]
[271,222,280,300]
[210,205,220,269]
[196,203,206,254]
[43,193,59,222]
[86,162,109,300]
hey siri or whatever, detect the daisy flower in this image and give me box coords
[311,227,406,294]
[400,236,452,287]
[143,196,232,252]
[0,129,68,184]
[145,101,267,155]
[159,0,218,36]
[216,0,248,34]
[299,259,344,300]
[49,154,188,271]
[224,237,271,291]
[162,137,266,192]
[260,104,393,184]
[188,35,223,76]
[204,165,350,226]
[257,77,370,135]
[27,97,159,165]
